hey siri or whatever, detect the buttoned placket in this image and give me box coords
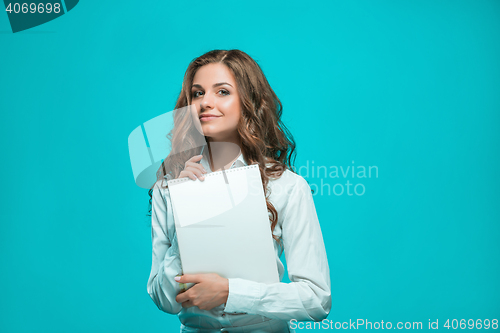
[219,311,232,332]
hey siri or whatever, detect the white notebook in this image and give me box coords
[167,164,279,285]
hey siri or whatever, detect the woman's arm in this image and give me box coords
[146,182,183,314]
[223,175,332,321]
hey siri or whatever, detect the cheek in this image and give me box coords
[227,109,241,127]
[219,98,241,122]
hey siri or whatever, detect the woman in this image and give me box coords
[147,49,331,333]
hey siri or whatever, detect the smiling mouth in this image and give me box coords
[199,116,221,121]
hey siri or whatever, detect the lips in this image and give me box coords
[199,114,222,121]
[199,114,222,119]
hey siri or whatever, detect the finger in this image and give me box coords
[186,155,203,163]
[186,170,200,181]
[185,161,207,174]
[176,286,196,303]
[185,167,205,181]
[176,273,202,284]
[176,291,189,304]
[185,155,206,172]
[179,170,197,181]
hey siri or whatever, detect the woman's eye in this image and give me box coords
[192,91,203,98]
[218,89,229,96]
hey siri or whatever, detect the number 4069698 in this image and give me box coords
[444,319,498,330]
[5,3,61,14]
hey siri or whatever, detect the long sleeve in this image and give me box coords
[146,182,183,314]
[223,175,331,321]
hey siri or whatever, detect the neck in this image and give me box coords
[206,136,242,172]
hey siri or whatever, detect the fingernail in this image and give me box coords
[202,169,207,173]
[174,276,180,282]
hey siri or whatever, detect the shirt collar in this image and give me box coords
[164,151,248,181]
[199,150,248,172]
[231,152,248,169]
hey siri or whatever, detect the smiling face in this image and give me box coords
[191,63,242,143]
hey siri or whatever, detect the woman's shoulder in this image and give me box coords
[267,166,312,196]
[152,178,171,198]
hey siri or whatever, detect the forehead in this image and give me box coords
[192,63,236,86]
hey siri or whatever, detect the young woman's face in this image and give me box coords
[191,63,242,143]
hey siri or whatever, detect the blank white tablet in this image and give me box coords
[167,164,279,284]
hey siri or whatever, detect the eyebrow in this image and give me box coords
[191,82,233,89]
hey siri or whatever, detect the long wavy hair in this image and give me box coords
[148,49,297,245]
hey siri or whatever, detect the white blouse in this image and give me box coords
[147,153,331,332]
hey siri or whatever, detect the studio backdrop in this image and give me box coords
[1,1,499,332]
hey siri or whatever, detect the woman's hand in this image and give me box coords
[175,273,229,311]
[178,155,207,181]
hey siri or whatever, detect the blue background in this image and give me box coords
[1,0,499,332]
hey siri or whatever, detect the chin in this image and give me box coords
[204,132,227,142]
[201,131,217,139]
[201,126,221,137]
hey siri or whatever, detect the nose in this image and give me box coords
[200,92,214,110]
